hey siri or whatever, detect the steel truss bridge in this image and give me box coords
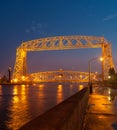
[27,70,100,83]
[12,35,115,83]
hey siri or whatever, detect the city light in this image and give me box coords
[108,75,111,79]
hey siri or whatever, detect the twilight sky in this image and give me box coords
[0,0,117,76]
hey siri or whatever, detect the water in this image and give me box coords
[0,82,86,130]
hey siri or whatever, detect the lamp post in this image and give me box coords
[100,57,104,81]
[89,57,103,93]
[8,66,12,83]
[89,58,97,93]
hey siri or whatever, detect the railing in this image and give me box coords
[19,87,89,130]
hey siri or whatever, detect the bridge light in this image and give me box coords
[59,68,63,71]
[58,74,63,78]
[13,78,18,83]
[70,75,72,79]
[100,57,104,61]
[21,76,26,81]
[108,75,111,79]
[80,75,82,78]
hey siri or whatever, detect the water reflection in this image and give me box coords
[57,84,63,103]
[108,88,117,101]
[0,82,86,130]
[13,85,18,95]
[0,85,2,104]
[107,88,112,101]
[108,88,111,95]
[1,83,117,130]
[37,84,45,106]
[0,85,2,95]
[93,86,117,101]
[6,85,30,130]
[70,84,73,89]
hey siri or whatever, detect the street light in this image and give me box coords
[8,66,12,83]
[89,57,97,85]
[100,57,104,81]
[88,57,103,93]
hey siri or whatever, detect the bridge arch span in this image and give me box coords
[12,35,115,82]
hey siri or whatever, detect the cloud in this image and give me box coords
[25,21,48,36]
[103,13,117,21]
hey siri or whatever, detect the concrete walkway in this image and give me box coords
[85,87,117,130]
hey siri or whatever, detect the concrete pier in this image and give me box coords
[84,86,117,130]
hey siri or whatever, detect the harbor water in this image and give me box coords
[0,82,86,130]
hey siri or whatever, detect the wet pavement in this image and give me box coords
[84,86,117,130]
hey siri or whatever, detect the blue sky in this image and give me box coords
[0,0,117,76]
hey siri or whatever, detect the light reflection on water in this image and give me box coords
[4,85,28,130]
[57,84,63,103]
[0,82,86,130]
[93,86,117,101]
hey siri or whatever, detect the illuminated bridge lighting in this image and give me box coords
[12,35,115,83]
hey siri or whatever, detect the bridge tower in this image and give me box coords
[13,47,27,79]
[102,42,114,80]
